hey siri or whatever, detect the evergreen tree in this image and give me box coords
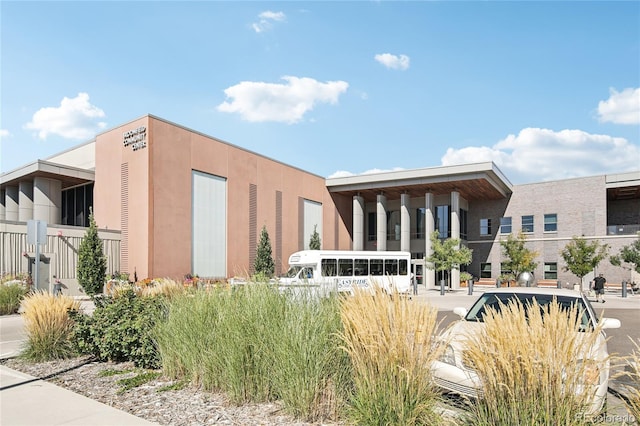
[254,225,275,277]
[77,210,107,296]
[500,232,539,280]
[426,230,473,288]
[309,224,321,250]
[560,236,609,288]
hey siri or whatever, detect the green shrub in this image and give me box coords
[72,288,166,368]
[0,282,29,315]
[21,291,81,361]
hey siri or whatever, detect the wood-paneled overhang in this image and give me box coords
[325,162,513,203]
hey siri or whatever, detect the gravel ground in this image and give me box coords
[1,356,341,426]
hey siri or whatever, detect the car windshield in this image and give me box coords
[465,292,592,329]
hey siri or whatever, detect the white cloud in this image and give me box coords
[441,127,640,183]
[597,87,640,124]
[374,53,410,70]
[252,10,286,33]
[24,93,107,140]
[0,129,11,139]
[217,76,349,123]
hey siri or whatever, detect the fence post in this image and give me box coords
[468,279,474,295]
[622,281,627,298]
[557,280,562,289]
[496,278,501,288]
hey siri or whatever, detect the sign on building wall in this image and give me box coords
[123,126,147,151]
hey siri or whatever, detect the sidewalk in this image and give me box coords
[0,365,157,425]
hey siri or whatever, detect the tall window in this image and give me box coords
[416,208,426,239]
[367,212,376,241]
[544,214,558,232]
[480,262,492,278]
[387,210,400,240]
[436,205,450,238]
[460,209,468,240]
[61,182,94,227]
[522,215,534,233]
[500,217,512,234]
[480,218,491,236]
[544,262,557,279]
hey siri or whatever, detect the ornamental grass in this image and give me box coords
[338,285,445,426]
[615,338,640,423]
[0,280,29,315]
[21,291,80,361]
[461,299,607,426]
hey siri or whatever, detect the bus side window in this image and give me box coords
[338,259,353,276]
[399,259,408,275]
[321,259,337,277]
[370,259,383,276]
[385,259,398,275]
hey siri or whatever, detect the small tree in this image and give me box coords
[426,231,473,288]
[500,232,539,281]
[77,210,107,296]
[560,236,609,289]
[610,232,640,279]
[309,224,321,250]
[254,225,275,277]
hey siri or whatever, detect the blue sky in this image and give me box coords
[1,1,639,184]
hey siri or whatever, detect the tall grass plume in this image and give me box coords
[21,291,80,361]
[462,299,606,426]
[338,285,445,425]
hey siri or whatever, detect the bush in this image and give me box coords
[616,338,640,421]
[338,285,445,425]
[0,282,29,315]
[21,291,80,361]
[72,288,166,369]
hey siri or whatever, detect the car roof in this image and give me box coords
[482,287,584,298]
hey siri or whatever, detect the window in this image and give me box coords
[387,210,400,241]
[460,209,468,240]
[61,182,94,227]
[367,212,376,241]
[385,259,398,275]
[416,208,426,239]
[480,218,491,236]
[500,262,512,276]
[354,259,369,276]
[338,259,353,276]
[522,215,534,233]
[436,205,450,238]
[480,263,492,279]
[544,214,557,232]
[321,259,337,276]
[370,259,383,276]
[544,262,558,280]
[500,217,512,234]
[399,259,408,275]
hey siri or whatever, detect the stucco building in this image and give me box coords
[1,115,639,294]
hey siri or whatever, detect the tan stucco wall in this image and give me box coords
[95,115,350,281]
[94,117,150,281]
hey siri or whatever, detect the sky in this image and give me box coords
[1,1,639,185]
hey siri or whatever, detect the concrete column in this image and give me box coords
[400,193,410,252]
[18,181,34,222]
[376,193,387,251]
[0,189,5,221]
[353,195,364,251]
[34,177,62,224]
[451,191,460,289]
[425,192,435,289]
[5,186,18,221]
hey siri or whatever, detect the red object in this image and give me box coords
[57,230,63,237]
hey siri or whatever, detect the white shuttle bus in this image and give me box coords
[279,250,412,296]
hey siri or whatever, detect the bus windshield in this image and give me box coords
[283,266,303,278]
